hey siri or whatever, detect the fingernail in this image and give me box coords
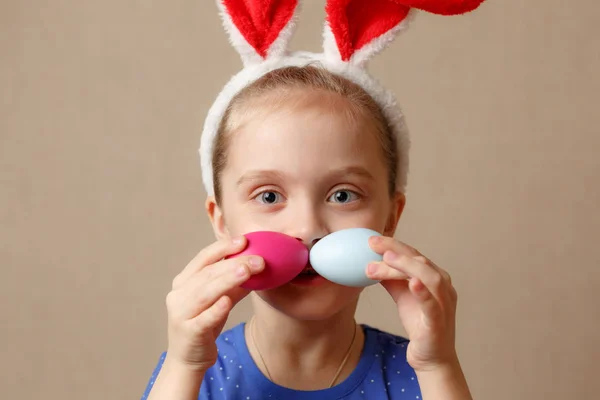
[236,264,248,277]
[232,236,244,246]
[367,263,379,275]
[370,236,382,244]
[248,256,263,271]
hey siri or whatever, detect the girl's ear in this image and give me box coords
[384,192,406,236]
[206,196,229,240]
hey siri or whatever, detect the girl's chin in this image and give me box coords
[255,282,363,320]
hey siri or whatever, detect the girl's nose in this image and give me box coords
[294,236,321,248]
[285,201,328,248]
[290,224,328,249]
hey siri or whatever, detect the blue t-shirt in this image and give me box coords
[142,323,422,399]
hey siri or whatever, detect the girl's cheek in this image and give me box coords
[323,209,384,232]
[226,207,287,233]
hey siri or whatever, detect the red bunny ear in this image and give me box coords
[325,0,411,63]
[220,0,299,64]
[324,0,485,64]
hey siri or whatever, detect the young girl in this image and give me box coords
[142,1,484,399]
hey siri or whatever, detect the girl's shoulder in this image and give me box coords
[360,324,414,369]
[361,324,409,344]
[361,324,411,359]
[358,325,421,398]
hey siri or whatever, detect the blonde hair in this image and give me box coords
[212,65,398,204]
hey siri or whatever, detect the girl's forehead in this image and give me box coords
[235,104,374,153]
[224,104,388,182]
[229,88,348,128]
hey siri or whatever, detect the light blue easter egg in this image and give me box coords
[309,228,382,287]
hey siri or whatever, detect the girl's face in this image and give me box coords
[207,92,405,321]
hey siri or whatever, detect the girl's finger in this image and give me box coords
[199,254,264,284]
[409,278,442,328]
[369,236,452,285]
[369,235,422,258]
[188,295,233,336]
[380,277,410,304]
[172,257,264,320]
[172,236,248,289]
[413,255,452,285]
[370,236,455,292]
[383,252,449,304]
[366,261,410,281]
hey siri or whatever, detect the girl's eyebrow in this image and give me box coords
[236,166,374,187]
[329,166,375,181]
[236,170,287,186]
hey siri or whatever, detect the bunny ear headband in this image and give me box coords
[200,0,485,196]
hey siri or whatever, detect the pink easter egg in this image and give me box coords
[227,231,309,290]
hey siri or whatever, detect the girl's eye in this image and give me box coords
[255,191,282,204]
[328,190,359,204]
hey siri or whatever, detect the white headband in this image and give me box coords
[199,0,485,196]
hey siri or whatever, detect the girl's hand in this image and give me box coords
[366,236,459,372]
[164,236,265,373]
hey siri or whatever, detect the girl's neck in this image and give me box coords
[245,295,365,390]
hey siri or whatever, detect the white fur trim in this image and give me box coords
[322,22,341,64]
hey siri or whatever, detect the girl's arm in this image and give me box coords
[146,356,205,400]
[416,359,473,400]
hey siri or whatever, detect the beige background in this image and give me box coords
[1,0,599,399]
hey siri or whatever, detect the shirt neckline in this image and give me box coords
[232,322,377,399]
